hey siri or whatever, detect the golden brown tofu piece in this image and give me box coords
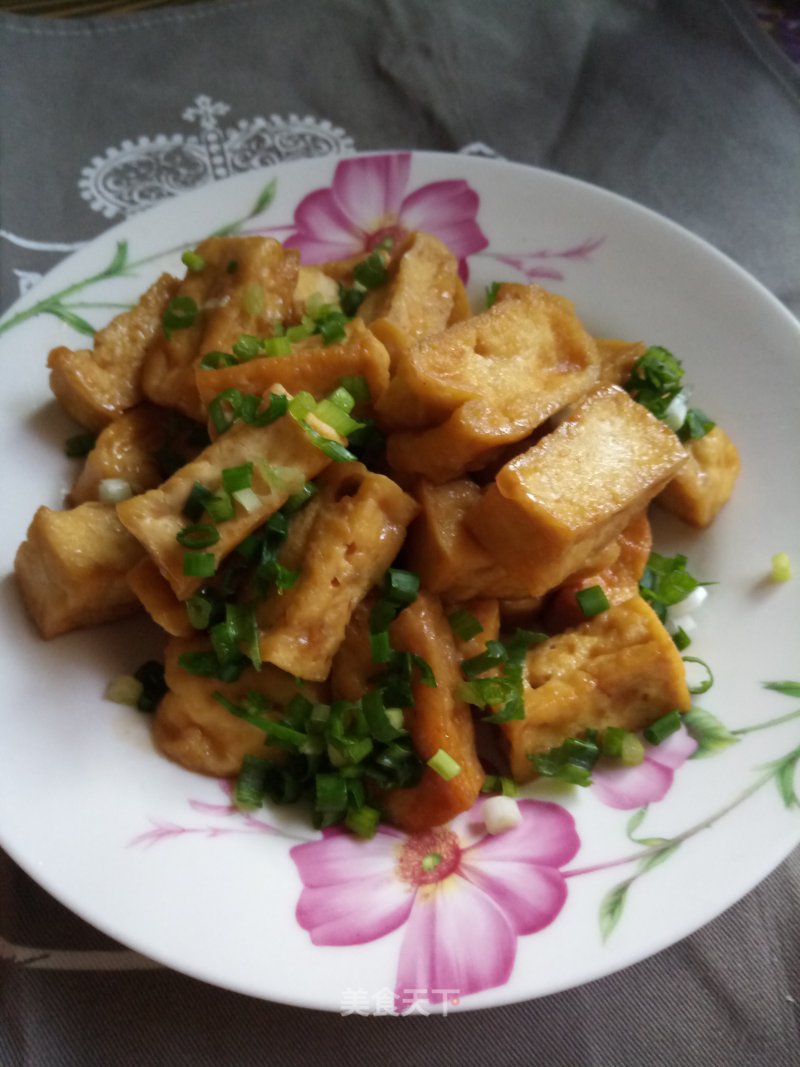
[127,557,194,637]
[403,479,528,602]
[505,596,691,782]
[382,593,485,832]
[545,511,652,632]
[48,273,178,432]
[194,318,390,416]
[71,404,203,505]
[468,385,687,596]
[329,598,376,704]
[142,237,299,420]
[379,287,600,481]
[116,403,331,601]
[15,502,143,638]
[154,636,325,777]
[367,232,466,363]
[658,426,740,527]
[257,462,418,680]
[595,338,647,387]
[377,284,598,430]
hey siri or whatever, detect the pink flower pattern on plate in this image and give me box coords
[290,797,579,1004]
[281,153,488,279]
[590,726,698,810]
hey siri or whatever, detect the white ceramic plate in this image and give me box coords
[1,152,799,1014]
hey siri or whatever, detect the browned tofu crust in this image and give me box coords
[505,596,692,782]
[658,425,740,527]
[14,502,143,638]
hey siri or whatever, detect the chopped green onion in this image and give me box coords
[199,350,239,370]
[183,551,216,577]
[600,726,627,758]
[232,334,263,361]
[339,375,370,405]
[485,281,502,307]
[639,551,701,621]
[176,523,220,549]
[104,674,143,707]
[316,311,348,345]
[182,481,215,522]
[64,432,96,458]
[620,733,645,765]
[370,630,392,664]
[384,568,420,606]
[345,805,380,838]
[208,388,242,434]
[133,660,167,712]
[288,391,317,421]
[480,775,519,797]
[302,424,356,462]
[312,398,362,437]
[530,734,600,785]
[672,626,692,651]
[643,710,682,744]
[286,321,315,342]
[338,283,365,317]
[427,748,461,781]
[315,773,348,813]
[575,584,610,618]
[447,609,483,641]
[234,755,269,810]
[186,593,214,630]
[222,462,253,494]
[771,552,792,582]
[163,295,198,339]
[205,489,235,523]
[353,251,389,290]
[242,392,288,427]
[284,481,317,514]
[181,250,206,273]
[679,408,715,441]
[262,336,292,357]
[226,259,239,274]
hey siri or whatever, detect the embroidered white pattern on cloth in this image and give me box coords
[79,95,356,219]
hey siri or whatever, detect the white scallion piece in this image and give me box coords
[663,391,689,432]
[483,795,522,835]
[233,487,261,513]
[666,615,697,638]
[104,675,143,706]
[98,478,133,504]
[668,585,708,619]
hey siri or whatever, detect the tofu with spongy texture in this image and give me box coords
[71,404,203,505]
[657,426,740,528]
[142,237,299,421]
[126,557,194,637]
[505,596,692,782]
[366,232,469,364]
[48,273,178,432]
[116,403,331,601]
[14,502,143,638]
[257,462,418,680]
[379,286,600,482]
[154,636,326,777]
[382,593,485,832]
[467,385,687,596]
[403,479,529,602]
[194,318,390,416]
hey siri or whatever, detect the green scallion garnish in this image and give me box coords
[643,709,682,745]
[64,432,96,458]
[162,295,199,339]
[181,250,206,273]
[427,748,461,781]
[575,584,610,618]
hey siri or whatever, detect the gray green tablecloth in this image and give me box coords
[1,1,799,1063]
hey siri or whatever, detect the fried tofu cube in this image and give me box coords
[377,284,598,430]
[126,557,194,637]
[383,593,485,832]
[366,232,468,364]
[505,596,692,782]
[658,426,740,527]
[379,286,600,481]
[544,511,652,632]
[48,273,178,431]
[194,318,390,416]
[15,502,144,638]
[595,338,647,387]
[468,385,687,596]
[403,479,529,602]
[154,636,325,777]
[116,402,331,601]
[71,404,203,505]
[257,462,418,680]
[142,237,299,420]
